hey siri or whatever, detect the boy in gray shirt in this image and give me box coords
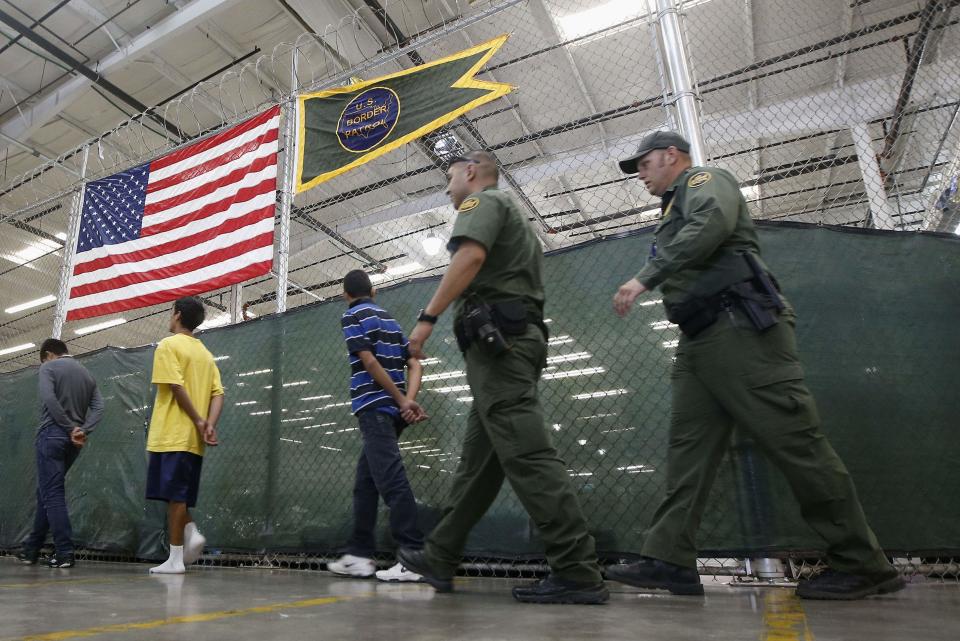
[17,338,103,568]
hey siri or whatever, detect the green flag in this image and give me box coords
[295,35,512,193]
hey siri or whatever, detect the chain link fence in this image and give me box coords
[0,0,958,580]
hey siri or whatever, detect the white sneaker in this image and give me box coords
[327,554,375,578]
[376,562,422,583]
[183,530,206,565]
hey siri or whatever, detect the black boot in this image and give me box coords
[796,568,905,600]
[605,557,704,595]
[511,574,609,604]
[397,548,453,593]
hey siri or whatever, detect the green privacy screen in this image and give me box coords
[1,223,958,561]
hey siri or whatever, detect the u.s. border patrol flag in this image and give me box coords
[295,35,512,193]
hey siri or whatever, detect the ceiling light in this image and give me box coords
[386,262,423,276]
[555,0,646,41]
[0,342,35,356]
[5,294,56,314]
[422,232,444,256]
[75,317,126,335]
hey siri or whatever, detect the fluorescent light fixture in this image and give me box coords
[279,438,303,444]
[428,384,472,393]
[75,317,126,335]
[548,335,573,346]
[419,357,442,365]
[281,417,313,423]
[572,389,628,400]
[318,445,343,452]
[301,395,333,401]
[2,239,61,266]
[555,0,646,41]
[264,380,311,389]
[5,294,56,314]
[741,185,759,202]
[577,439,588,446]
[238,368,272,377]
[235,401,257,406]
[571,471,593,476]
[320,401,352,409]
[0,342,35,356]
[456,396,474,403]
[213,355,230,361]
[552,423,562,431]
[639,299,663,307]
[386,262,423,276]
[542,366,605,380]
[650,321,676,330]
[546,352,591,365]
[421,370,465,382]
[250,410,272,416]
[303,422,337,430]
[662,340,680,348]
[422,233,444,256]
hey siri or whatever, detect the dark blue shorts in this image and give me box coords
[146,452,203,507]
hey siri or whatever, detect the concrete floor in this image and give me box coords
[1,557,954,641]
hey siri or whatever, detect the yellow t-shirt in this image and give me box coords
[147,333,224,456]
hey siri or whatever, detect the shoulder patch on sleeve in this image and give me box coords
[687,171,712,188]
[458,197,480,213]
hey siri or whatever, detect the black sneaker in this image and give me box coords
[396,548,453,593]
[46,554,75,569]
[796,568,905,600]
[511,574,609,604]
[605,557,704,595]
[15,549,40,565]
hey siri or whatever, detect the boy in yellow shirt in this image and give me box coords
[146,297,224,574]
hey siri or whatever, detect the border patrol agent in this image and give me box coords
[607,131,904,600]
[400,150,608,605]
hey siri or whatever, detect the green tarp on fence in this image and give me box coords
[1,224,957,560]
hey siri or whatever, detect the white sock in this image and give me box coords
[150,545,185,574]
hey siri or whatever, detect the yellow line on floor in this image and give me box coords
[761,590,815,641]
[7,596,346,641]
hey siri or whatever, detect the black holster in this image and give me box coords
[666,294,724,338]
[454,298,544,355]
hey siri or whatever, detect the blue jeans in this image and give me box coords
[24,425,81,556]
[347,410,423,557]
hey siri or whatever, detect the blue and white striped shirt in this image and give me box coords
[341,299,409,416]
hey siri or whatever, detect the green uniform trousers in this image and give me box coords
[641,304,892,578]
[424,325,602,584]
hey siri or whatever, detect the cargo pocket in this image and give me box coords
[743,364,806,413]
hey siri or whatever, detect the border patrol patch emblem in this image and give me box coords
[458,197,480,213]
[687,172,712,188]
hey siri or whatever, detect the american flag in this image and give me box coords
[65,105,280,321]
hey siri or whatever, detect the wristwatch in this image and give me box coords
[417,309,439,324]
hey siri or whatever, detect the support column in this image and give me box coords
[275,49,299,313]
[52,145,90,339]
[652,0,707,166]
[230,283,243,324]
[851,123,898,230]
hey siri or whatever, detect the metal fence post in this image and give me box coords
[652,0,707,165]
[52,145,90,339]
[275,48,299,313]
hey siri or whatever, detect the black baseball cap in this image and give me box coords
[618,131,691,174]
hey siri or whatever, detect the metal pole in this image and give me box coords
[653,0,707,166]
[230,283,243,324]
[275,48,298,313]
[52,145,89,339]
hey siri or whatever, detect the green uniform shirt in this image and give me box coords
[636,166,766,307]
[448,186,545,315]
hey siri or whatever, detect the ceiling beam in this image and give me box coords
[0,0,242,158]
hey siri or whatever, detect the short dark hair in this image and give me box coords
[174,296,205,330]
[343,269,373,298]
[39,338,68,362]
